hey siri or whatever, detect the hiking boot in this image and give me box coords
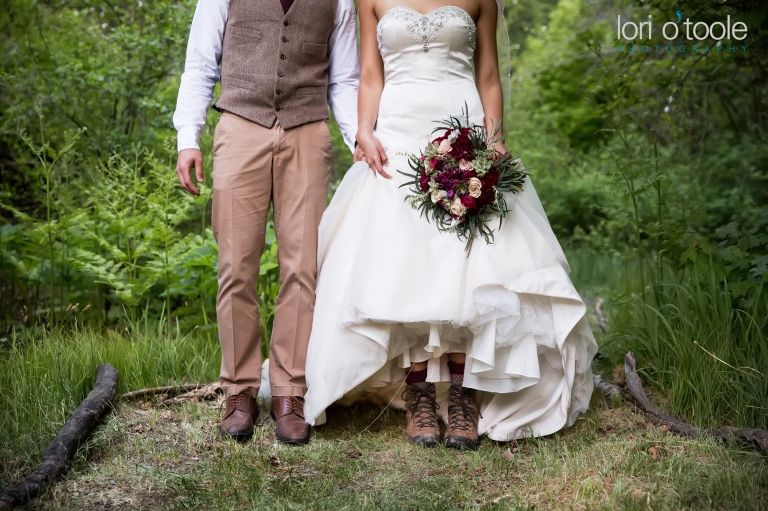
[220,392,258,440]
[445,384,480,450]
[271,396,311,445]
[402,382,441,447]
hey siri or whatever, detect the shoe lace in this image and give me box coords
[285,396,305,418]
[402,386,439,429]
[224,394,245,417]
[288,396,303,413]
[448,387,478,433]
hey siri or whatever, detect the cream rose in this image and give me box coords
[459,159,473,171]
[438,139,453,155]
[431,189,446,203]
[468,177,482,198]
[450,197,467,217]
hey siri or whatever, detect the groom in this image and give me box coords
[173,0,359,444]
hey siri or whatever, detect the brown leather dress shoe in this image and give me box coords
[220,393,258,440]
[402,382,441,447]
[445,384,480,450]
[271,396,310,445]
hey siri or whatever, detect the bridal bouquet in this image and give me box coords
[399,106,527,252]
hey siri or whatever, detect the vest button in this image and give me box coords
[283,20,289,26]
[276,90,283,95]
[282,36,288,43]
[280,54,287,60]
[275,105,281,111]
[278,71,285,77]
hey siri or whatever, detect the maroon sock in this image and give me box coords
[405,368,428,385]
[448,361,465,385]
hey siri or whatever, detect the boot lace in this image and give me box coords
[402,385,439,429]
[448,387,478,433]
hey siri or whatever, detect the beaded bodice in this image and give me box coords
[377,6,477,53]
[376,6,477,85]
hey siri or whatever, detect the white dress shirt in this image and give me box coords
[174,0,360,153]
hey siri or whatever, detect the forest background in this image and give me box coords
[0,0,767,495]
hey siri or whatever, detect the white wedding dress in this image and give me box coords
[302,6,598,441]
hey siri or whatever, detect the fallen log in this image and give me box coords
[623,352,768,453]
[0,364,119,511]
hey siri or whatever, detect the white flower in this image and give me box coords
[450,197,466,217]
[447,129,460,142]
[431,189,447,203]
[468,177,482,198]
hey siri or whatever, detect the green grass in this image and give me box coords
[605,265,768,430]
[25,396,768,510]
[0,325,219,488]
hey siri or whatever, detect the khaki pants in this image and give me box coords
[212,112,332,398]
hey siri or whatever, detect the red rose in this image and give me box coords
[482,169,499,187]
[450,134,474,161]
[460,195,476,209]
[478,187,496,206]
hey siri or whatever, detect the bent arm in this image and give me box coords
[173,0,229,152]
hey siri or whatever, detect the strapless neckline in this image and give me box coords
[377,5,476,26]
[377,5,476,53]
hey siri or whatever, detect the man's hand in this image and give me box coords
[176,148,204,195]
[355,131,391,179]
[353,145,365,162]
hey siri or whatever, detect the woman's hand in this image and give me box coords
[356,130,392,179]
[489,140,509,161]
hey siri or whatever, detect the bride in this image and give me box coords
[302,0,598,449]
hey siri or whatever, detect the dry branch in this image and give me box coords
[0,364,119,511]
[623,352,768,453]
[120,383,207,401]
[161,382,220,405]
[593,374,622,407]
[594,298,607,333]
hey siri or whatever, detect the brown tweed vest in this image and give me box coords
[216,0,337,130]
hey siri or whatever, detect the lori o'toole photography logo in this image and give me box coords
[615,11,749,53]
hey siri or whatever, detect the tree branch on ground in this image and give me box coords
[620,352,768,453]
[593,374,622,407]
[120,383,208,401]
[161,382,221,405]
